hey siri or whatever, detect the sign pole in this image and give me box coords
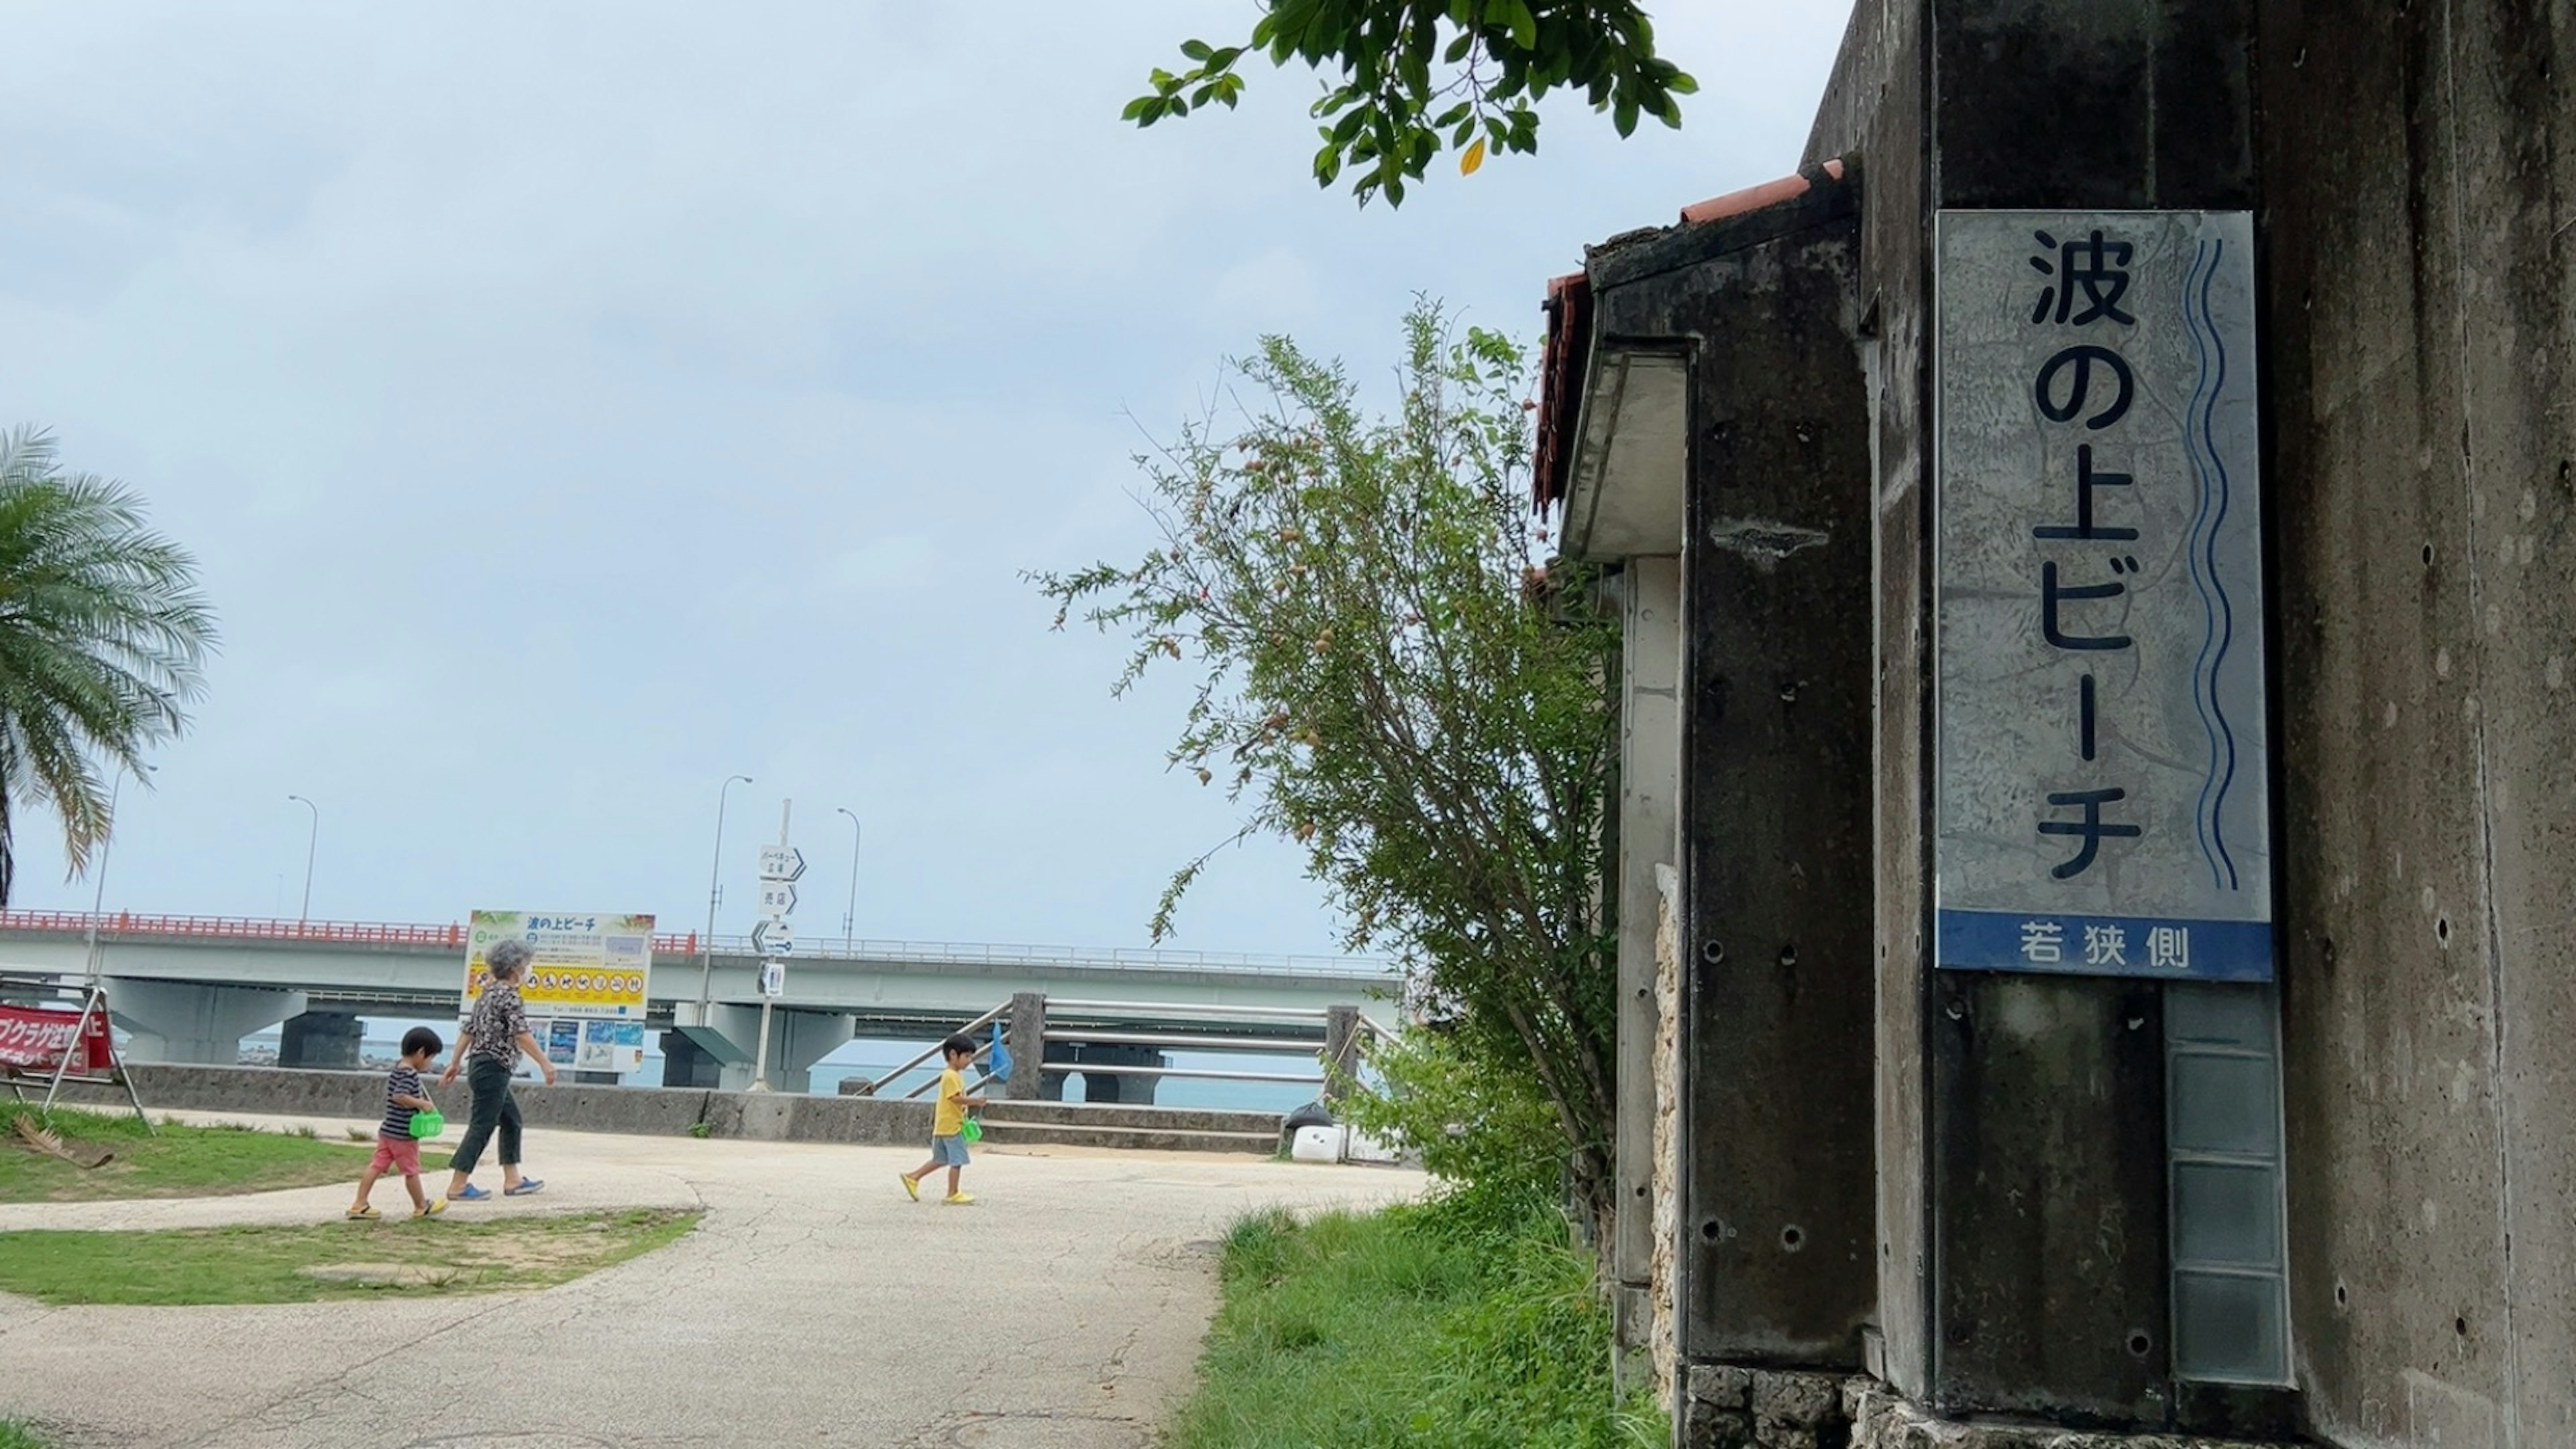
[749,800,790,1092]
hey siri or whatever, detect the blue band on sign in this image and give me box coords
[1935,908,2272,982]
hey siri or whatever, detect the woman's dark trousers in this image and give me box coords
[449,1057,522,1175]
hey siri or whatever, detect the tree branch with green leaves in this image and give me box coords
[1030,301,1621,1236]
[1126,1,1697,207]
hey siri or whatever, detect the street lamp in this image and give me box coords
[699,774,752,1011]
[835,807,862,954]
[83,762,154,984]
[286,794,318,923]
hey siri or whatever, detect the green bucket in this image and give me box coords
[960,1116,983,1144]
[408,1110,446,1139]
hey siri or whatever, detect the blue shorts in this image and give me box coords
[930,1134,971,1167]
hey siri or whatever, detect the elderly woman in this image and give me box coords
[437,938,557,1203]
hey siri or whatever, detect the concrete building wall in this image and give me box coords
[1617,558,1686,1382]
[2258,3,2576,1445]
[1805,0,1937,1402]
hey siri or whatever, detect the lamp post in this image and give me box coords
[835,807,861,954]
[286,794,318,923]
[698,774,752,1012]
[83,763,154,984]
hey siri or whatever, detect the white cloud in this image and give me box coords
[0,0,1856,949]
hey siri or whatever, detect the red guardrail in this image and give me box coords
[0,912,702,958]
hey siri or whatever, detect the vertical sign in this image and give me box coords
[1933,211,2272,982]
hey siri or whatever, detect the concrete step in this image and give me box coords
[974,1118,1281,1156]
[979,1100,1287,1136]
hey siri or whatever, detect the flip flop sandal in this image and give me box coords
[504,1178,546,1197]
[345,1206,380,1221]
[451,1183,493,1201]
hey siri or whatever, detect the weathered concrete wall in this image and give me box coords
[50,1063,934,1145]
[1619,558,1686,1384]
[1805,0,1937,1401]
[2257,3,2576,1446]
[1585,179,1880,1375]
[1921,0,2262,1425]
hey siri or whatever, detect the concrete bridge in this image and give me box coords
[0,912,1398,1095]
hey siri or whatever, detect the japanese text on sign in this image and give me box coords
[1933,211,2273,983]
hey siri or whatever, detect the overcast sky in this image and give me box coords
[0,3,1848,958]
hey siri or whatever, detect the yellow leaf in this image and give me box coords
[1460,138,1487,176]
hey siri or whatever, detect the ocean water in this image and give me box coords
[242,1026,1325,1115]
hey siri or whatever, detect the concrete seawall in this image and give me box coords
[48,1063,935,1146]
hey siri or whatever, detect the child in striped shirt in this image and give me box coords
[347,1026,444,1221]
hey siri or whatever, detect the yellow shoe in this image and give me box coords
[943,1191,975,1206]
[344,1205,380,1221]
[899,1173,920,1202]
[416,1199,446,1219]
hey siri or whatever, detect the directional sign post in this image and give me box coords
[751,918,796,958]
[748,800,798,1091]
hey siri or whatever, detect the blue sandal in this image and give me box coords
[451,1183,492,1201]
[504,1178,545,1197]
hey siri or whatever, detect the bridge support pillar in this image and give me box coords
[104,978,307,1066]
[1073,1043,1165,1105]
[732,1008,855,1095]
[660,1030,723,1088]
[669,1003,853,1094]
[278,1010,364,1069]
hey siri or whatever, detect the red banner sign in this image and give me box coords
[0,1004,113,1077]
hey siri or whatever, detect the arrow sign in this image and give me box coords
[757,846,806,883]
[752,918,796,957]
[757,881,798,916]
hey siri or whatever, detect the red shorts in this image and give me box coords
[369,1134,423,1176]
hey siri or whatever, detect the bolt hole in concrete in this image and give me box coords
[1702,941,1726,965]
[2127,1331,2153,1358]
[2437,917,2451,946]
[1778,945,1798,968]
[2457,1316,2470,1337]
[2424,542,2436,567]
[1780,1226,1805,1252]
[2336,1281,2350,1307]
[1702,1220,1722,1242]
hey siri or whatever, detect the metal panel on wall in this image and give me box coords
[1933,210,2273,984]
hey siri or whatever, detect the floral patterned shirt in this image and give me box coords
[465,980,529,1063]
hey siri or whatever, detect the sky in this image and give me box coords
[0,3,1850,959]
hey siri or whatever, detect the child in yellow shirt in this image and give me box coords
[899,1033,987,1205]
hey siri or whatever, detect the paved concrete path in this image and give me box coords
[0,1110,1423,1449]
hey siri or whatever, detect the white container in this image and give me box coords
[1344,1128,1402,1164]
[1289,1124,1344,1163]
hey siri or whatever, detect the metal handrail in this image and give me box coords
[1051,1063,1324,1084]
[864,1003,1008,1096]
[903,1038,998,1101]
[1045,999,1333,1018]
[1042,1029,1322,1053]
[0,911,1396,978]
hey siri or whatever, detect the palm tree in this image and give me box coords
[0,426,215,904]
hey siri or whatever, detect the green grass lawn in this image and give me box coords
[0,1208,700,1305]
[0,1419,49,1449]
[0,1102,449,1203]
[1164,1194,1666,1449]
